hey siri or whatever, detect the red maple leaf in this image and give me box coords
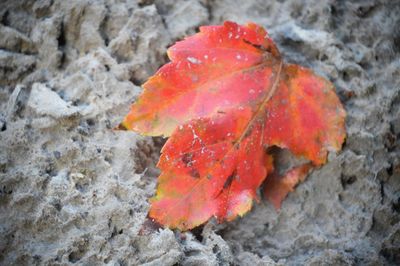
[121,21,346,230]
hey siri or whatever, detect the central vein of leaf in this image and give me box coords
[235,59,283,145]
[211,59,283,203]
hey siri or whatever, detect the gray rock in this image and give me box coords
[27,83,80,119]
[155,0,209,38]
[5,85,30,120]
[0,24,36,54]
[0,49,36,86]
[0,0,399,265]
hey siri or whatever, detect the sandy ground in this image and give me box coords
[0,0,399,265]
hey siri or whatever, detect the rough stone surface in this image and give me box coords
[0,0,399,265]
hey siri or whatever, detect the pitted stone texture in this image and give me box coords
[0,0,399,265]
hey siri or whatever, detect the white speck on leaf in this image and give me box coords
[187,57,201,64]
[190,126,204,146]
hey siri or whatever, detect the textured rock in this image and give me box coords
[0,24,37,54]
[27,83,80,119]
[0,0,399,265]
[155,0,209,38]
